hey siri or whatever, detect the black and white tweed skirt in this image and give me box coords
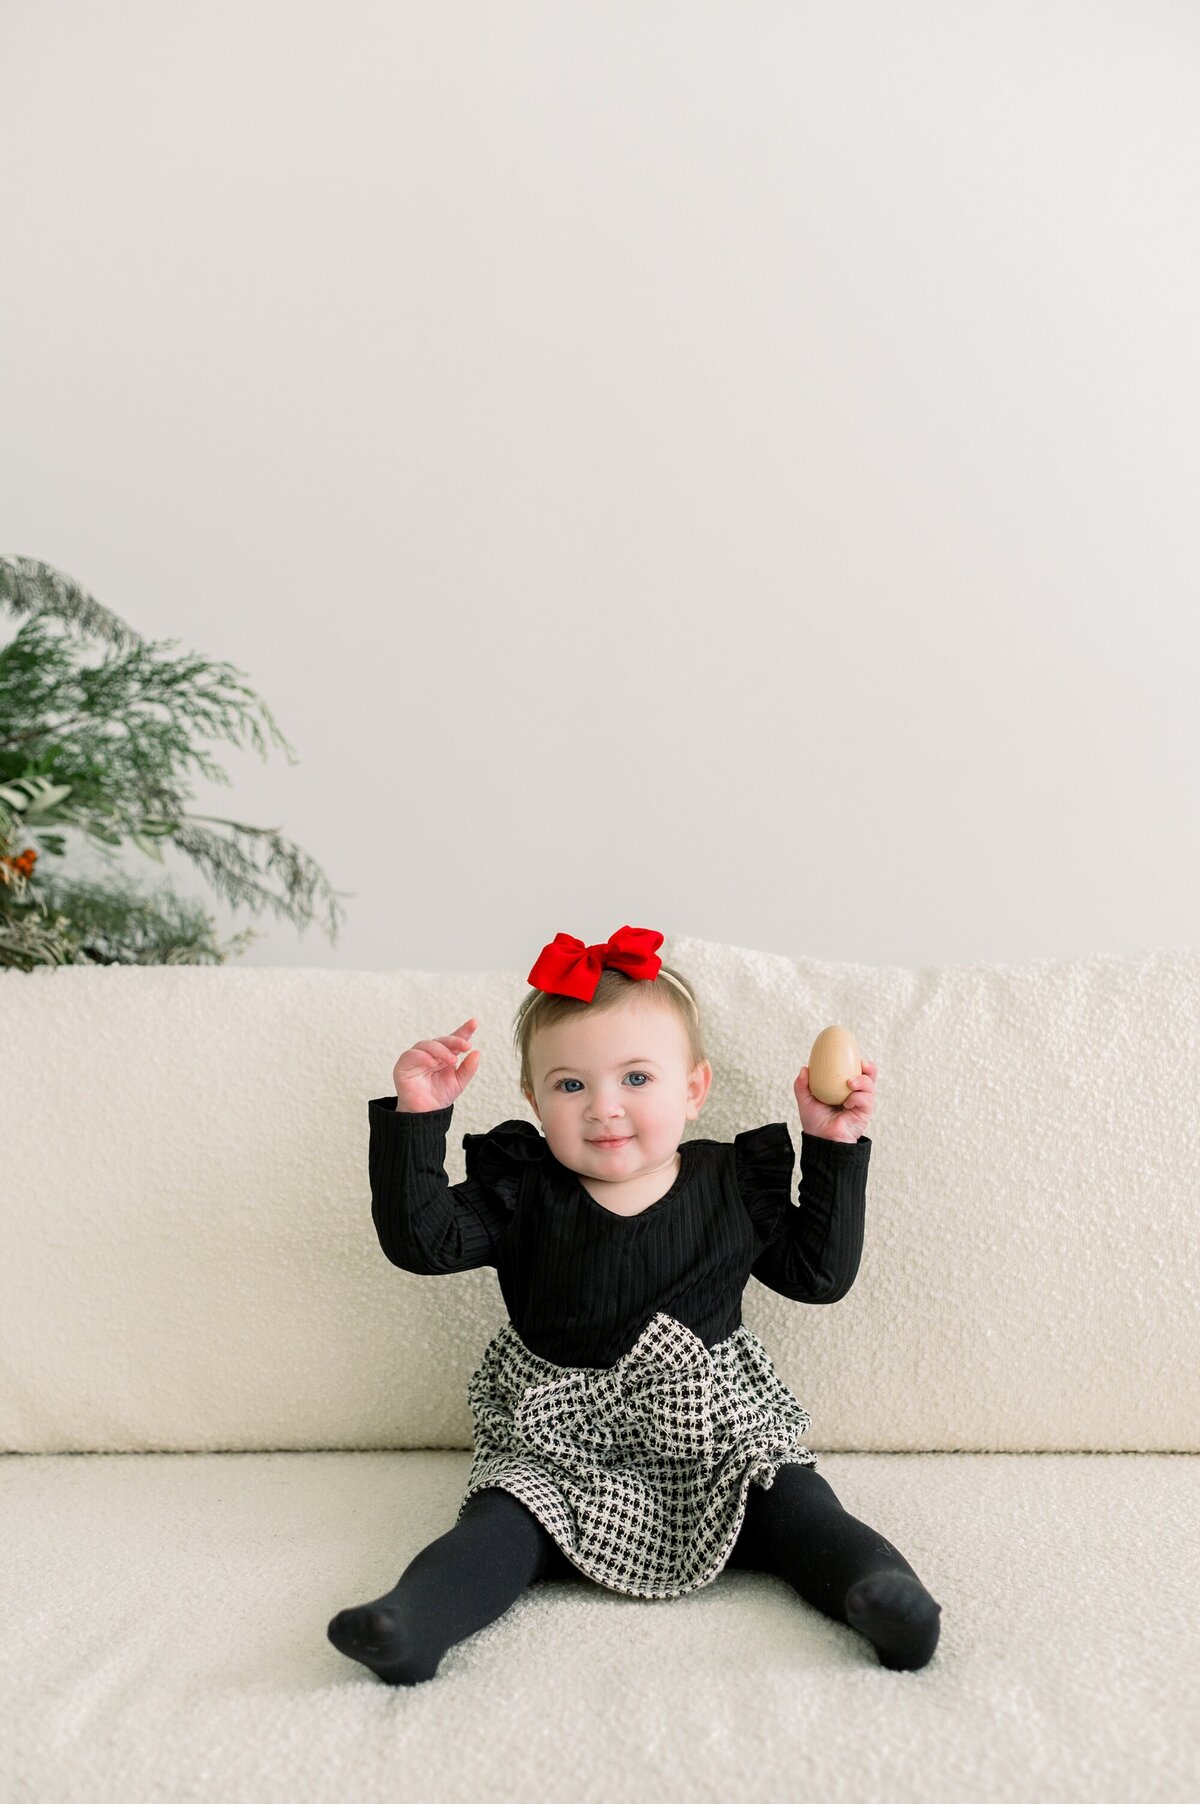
[456,1309,818,1600]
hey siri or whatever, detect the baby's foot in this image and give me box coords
[327,1602,440,1685]
[844,1571,942,1670]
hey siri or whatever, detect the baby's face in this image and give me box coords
[523,993,711,1184]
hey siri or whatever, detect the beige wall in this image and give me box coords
[3,1,1196,971]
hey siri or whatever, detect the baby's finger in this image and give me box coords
[438,1022,476,1047]
[434,1020,475,1046]
[418,1035,471,1063]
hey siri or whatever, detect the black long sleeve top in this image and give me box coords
[367,1097,872,1370]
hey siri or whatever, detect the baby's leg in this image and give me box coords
[728,1461,942,1670]
[328,1485,567,1685]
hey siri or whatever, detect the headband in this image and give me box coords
[526,925,669,1003]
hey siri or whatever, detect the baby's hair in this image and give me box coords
[513,964,708,1102]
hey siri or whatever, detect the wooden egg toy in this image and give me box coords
[807,1025,862,1107]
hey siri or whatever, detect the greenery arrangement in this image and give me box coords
[0,554,350,969]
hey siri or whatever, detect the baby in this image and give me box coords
[328,926,942,1684]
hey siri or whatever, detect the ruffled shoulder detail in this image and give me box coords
[461,1118,548,1208]
[732,1121,795,1244]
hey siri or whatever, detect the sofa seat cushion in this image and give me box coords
[3,1448,1195,1803]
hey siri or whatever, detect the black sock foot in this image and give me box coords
[844,1571,942,1671]
[327,1601,441,1686]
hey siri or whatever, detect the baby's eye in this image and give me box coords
[555,1072,651,1093]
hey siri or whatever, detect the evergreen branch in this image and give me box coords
[0,554,349,965]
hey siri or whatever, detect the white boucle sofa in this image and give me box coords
[2,935,1198,1804]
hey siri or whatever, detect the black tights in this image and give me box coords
[327,1462,942,1683]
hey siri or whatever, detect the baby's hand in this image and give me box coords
[793,1058,876,1143]
[393,1017,482,1112]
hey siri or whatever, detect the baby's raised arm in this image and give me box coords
[368,1017,501,1275]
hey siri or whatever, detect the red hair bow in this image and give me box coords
[526,925,664,1002]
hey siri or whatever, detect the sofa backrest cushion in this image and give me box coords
[3,937,1196,1453]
